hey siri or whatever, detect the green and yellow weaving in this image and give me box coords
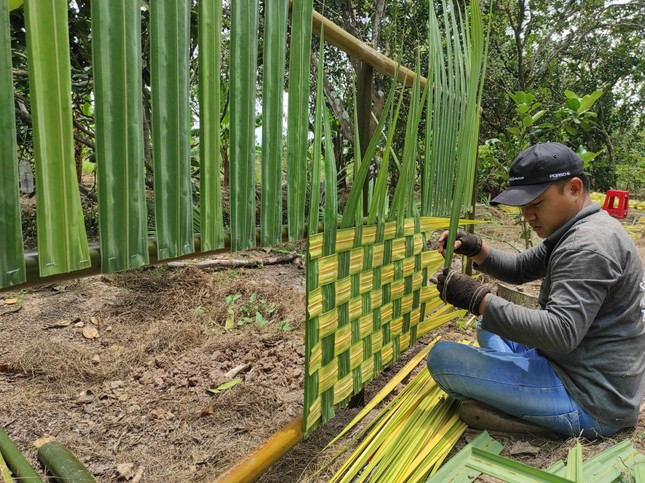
[303,217,467,433]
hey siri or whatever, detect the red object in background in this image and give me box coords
[602,190,630,219]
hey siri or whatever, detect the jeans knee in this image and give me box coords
[426,341,457,377]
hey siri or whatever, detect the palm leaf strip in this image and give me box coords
[286,0,314,241]
[150,0,194,259]
[304,27,327,438]
[198,0,225,251]
[229,0,259,251]
[24,0,91,277]
[0,0,25,288]
[260,0,288,246]
[91,0,149,272]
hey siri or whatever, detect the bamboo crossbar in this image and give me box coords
[292,1,428,90]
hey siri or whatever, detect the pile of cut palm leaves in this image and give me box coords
[310,338,467,482]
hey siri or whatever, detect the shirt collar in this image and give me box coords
[543,202,601,252]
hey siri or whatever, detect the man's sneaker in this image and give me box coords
[459,399,552,434]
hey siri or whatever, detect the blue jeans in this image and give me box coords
[426,327,621,438]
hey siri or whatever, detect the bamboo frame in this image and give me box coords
[294,2,427,90]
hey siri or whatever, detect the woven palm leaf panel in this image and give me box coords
[304,217,467,434]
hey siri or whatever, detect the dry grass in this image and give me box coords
[7,320,206,387]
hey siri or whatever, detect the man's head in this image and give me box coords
[491,142,587,206]
[492,143,591,238]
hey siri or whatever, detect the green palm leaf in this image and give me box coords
[150,0,194,259]
[286,0,314,241]
[229,0,259,251]
[261,0,289,246]
[24,0,90,277]
[0,0,25,288]
[199,0,225,252]
[91,0,149,272]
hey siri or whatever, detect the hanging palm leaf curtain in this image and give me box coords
[3,6,488,392]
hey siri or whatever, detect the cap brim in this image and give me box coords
[490,182,552,206]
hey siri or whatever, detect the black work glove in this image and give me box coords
[436,268,491,316]
[454,230,483,257]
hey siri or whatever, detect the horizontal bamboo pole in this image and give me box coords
[216,415,304,483]
[292,1,427,90]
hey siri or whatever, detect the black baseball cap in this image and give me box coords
[491,142,585,206]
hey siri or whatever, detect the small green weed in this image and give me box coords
[225,293,277,330]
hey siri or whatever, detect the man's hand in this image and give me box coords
[437,230,482,258]
[437,268,491,316]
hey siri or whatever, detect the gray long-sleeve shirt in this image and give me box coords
[478,203,645,427]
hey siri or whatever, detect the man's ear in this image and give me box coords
[568,177,584,196]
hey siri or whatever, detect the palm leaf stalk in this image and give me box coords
[150,0,194,259]
[366,84,406,226]
[24,0,91,277]
[199,0,225,251]
[0,427,41,482]
[304,27,327,438]
[229,0,259,251]
[423,0,466,218]
[444,0,487,264]
[261,0,289,246]
[320,107,339,423]
[287,0,314,241]
[341,71,400,229]
[91,0,149,273]
[0,0,25,288]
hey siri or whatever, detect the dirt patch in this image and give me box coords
[1,207,645,481]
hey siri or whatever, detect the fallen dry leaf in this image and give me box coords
[82,326,99,339]
[90,316,100,326]
[200,405,215,417]
[75,321,85,328]
[3,298,18,305]
[116,463,136,480]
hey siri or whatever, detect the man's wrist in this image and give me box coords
[478,292,492,316]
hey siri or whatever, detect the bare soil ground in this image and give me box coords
[1,206,644,482]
